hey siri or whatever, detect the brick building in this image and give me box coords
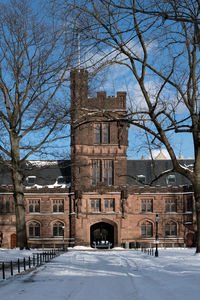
[0,70,196,249]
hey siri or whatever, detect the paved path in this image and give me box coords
[0,250,199,300]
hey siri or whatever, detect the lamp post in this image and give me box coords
[62,225,65,251]
[155,214,159,257]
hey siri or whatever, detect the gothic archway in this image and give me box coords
[90,222,114,247]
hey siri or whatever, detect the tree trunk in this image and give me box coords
[10,135,28,249]
[193,186,200,253]
[12,168,28,249]
[193,115,200,253]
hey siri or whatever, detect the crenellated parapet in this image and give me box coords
[87,91,126,110]
[70,69,126,111]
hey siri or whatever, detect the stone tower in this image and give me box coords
[70,69,128,192]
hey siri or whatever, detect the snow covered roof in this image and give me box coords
[0,159,194,188]
[0,160,71,187]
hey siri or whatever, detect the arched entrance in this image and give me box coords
[90,222,114,247]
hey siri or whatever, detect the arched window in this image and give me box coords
[165,222,177,237]
[59,201,64,212]
[28,199,40,213]
[141,221,153,237]
[165,199,177,213]
[52,200,64,213]
[53,222,64,237]
[29,223,40,237]
[53,202,57,212]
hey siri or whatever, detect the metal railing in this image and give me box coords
[0,249,65,280]
[141,247,154,256]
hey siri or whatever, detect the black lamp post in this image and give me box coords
[155,214,159,257]
[62,225,65,251]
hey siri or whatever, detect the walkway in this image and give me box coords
[0,250,199,300]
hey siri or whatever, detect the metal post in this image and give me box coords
[18,258,20,273]
[24,258,26,271]
[155,214,159,257]
[2,262,5,279]
[62,225,65,251]
[10,261,13,276]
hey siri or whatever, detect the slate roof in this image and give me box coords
[0,159,193,187]
[127,159,193,186]
[0,161,71,187]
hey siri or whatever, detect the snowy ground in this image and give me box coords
[0,247,200,300]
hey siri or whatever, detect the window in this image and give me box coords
[6,201,10,213]
[94,123,110,144]
[104,199,115,212]
[137,175,146,184]
[53,222,64,237]
[57,176,65,184]
[165,222,177,237]
[165,199,177,213]
[91,159,113,186]
[141,199,153,213]
[103,124,109,143]
[167,175,176,184]
[12,201,15,213]
[29,223,40,237]
[28,199,40,213]
[0,197,14,214]
[103,160,113,185]
[27,176,36,185]
[0,198,3,214]
[91,199,101,212]
[141,222,153,237]
[186,196,193,212]
[92,160,101,185]
[53,199,64,213]
[95,124,101,144]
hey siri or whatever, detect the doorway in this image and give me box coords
[90,222,114,247]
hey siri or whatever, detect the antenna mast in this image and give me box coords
[78,29,81,71]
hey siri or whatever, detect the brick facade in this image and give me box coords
[0,69,196,249]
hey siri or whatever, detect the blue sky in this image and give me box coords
[88,63,195,160]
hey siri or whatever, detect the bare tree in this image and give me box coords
[0,0,77,249]
[62,0,200,252]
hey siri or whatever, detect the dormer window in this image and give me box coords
[167,175,176,184]
[27,176,36,185]
[137,175,146,184]
[57,176,65,184]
